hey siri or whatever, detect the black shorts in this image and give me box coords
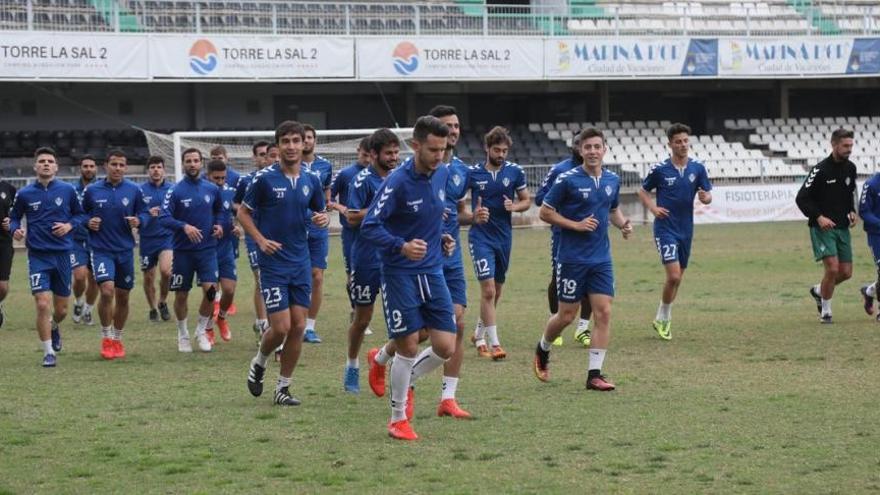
[0,241,13,281]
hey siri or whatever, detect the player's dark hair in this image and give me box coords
[34,147,57,159]
[831,128,854,142]
[568,130,584,165]
[107,148,127,161]
[484,126,512,148]
[252,140,270,155]
[303,123,316,137]
[207,159,227,173]
[147,155,165,167]
[576,127,606,145]
[210,145,227,157]
[666,123,692,141]
[266,143,278,153]
[428,105,457,119]
[369,128,401,154]
[79,154,97,166]
[181,147,202,161]
[357,136,370,152]
[413,115,450,144]
[275,120,306,144]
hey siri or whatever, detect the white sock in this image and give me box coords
[347,357,359,369]
[196,315,210,335]
[656,303,672,321]
[218,309,228,319]
[390,354,415,422]
[276,375,291,392]
[375,345,392,366]
[177,319,189,339]
[257,318,268,330]
[868,283,877,297]
[111,326,122,341]
[254,351,270,367]
[410,347,448,381]
[821,298,832,315]
[441,376,458,400]
[83,303,92,313]
[484,325,499,347]
[577,318,590,332]
[101,326,112,339]
[204,316,214,330]
[306,318,316,331]
[42,339,54,355]
[539,335,552,352]
[473,318,484,339]
[588,348,607,371]
[214,291,221,303]
[75,296,84,305]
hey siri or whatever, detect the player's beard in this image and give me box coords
[185,167,200,180]
[488,155,503,167]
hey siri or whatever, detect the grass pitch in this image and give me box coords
[2,220,880,494]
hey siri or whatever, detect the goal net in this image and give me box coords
[143,128,415,182]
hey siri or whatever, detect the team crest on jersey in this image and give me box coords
[1,192,6,200]
[453,174,462,186]
[223,200,230,210]
[303,185,310,197]
[846,177,851,186]
[204,194,210,204]
[688,173,696,183]
[122,197,130,206]
[605,185,612,196]
[54,197,63,206]
[503,177,510,187]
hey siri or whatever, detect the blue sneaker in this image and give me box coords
[344,366,360,393]
[303,329,322,344]
[51,322,62,353]
[42,353,57,368]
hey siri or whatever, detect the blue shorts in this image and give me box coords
[654,234,692,269]
[556,261,615,301]
[349,265,381,306]
[443,265,468,307]
[139,246,171,271]
[259,264,311,314]
[171,249,218,291]
[341,228,355,275]
[245,236,259,271]
[71,240,91,271]
[868,234,880,264]
[28,250,72,296]
[309,234,329,270]
[380,271,456,338]
[217,248,238,281]
[468,240,511,284]
[91,250,135,290]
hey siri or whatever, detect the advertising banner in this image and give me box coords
[357,37,543,80]
[546,38,717,78]
[0,32,148,79]
[149,36,354,78]
[718,37,880,76]
[693,183,804,224]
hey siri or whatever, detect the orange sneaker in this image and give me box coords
[212,301,220,318]
[476,344,492,358]
[387,419,418,441]
[437,398,472,419]
[217,318,231,342]
[367,347,386,397]
[491,345,507,361]
[205,329,216,346]
[406,387,415,420]
[114,340,126,359]
[586,374,616,391]
[227,303,237,316]
[534,344,550,382]
[100,338,115,360]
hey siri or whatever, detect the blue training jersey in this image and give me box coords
[330,161,368,232]
[443,156,470,269]
[860,173,880,235]
[543,166,621,265]
[242,164,325,270]
[82,178,148,252]
[159,176,222,251]
[347,166,388,271]
[641,157,712,239]
[361,157,449,275]
[467,160,527,246]
[73,177,97,244]
[139,180,174,240]
[9,178,86,253]
[304,156,332,238]
[535,158,579,235]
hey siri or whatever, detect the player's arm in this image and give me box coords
[8,190,24,237]
[697,167,713,205]
[509,186,531,213]
[795,166,833,228]
[238,179,279,254]
[310,177,330,228]
[859,182,880,230]
[539,204,597,232]
[456,199,472,225]
[158,189,187,231]
[327,171,344,212]
[534,167,558,206]
[129,188,149,229]
[361,184,407,255]
[609,207,633,239]
[66,187,87,234]
[849,166,859,227]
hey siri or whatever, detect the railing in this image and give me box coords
[1,0,878,36]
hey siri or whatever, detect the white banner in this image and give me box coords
[718,37,854,76]
[545,38,718,78]
[693,183,805,224]
[0,33,148,79]
[149,36,354,79]
[357,38,542,80]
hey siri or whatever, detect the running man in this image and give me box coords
[0,177,13,328]
[534,127,632,391]
[301,124,333,343]
[638,123,712,339]
[859,167,880,318]
[7,147,86,367]
[71,155,99,326]
[139,156,174,322]
[205,159,240,343]
[243,120,329,406]
[209,145,241,188]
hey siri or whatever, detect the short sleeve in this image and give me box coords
[542,177,566,210]
[642,165,660,192]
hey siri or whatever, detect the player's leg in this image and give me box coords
[437,264,470,417]
[70,242,89,323]
[585,262,616,391]
[141,251,159,321]
[344,267,380,393]
[834,229,853,286]
[157,249,173,320]
[216,278,236,342]
[859,236,880,316]
[189,250,219,351]
[484,243,510,359]
[109,253,135,358]
[305,234,328,343]
[274,302,308,405]
[653,236,683,340]
[43,255,72,365]
[534,261,587,381]
[809,226,839,322]
[34,291,56,366]
[0,240,12,328]
[170,250,195,352]
[476,278,496,357]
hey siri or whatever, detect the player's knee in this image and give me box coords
[480,286,496,301]
[433,340,455,360]
[557,306,579,325]
[592,305,612,323]
[99,284,115,299]
[35,296,51,313]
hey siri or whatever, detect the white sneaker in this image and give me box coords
[364,326,373,336]
[71,303,83,324]
[83,309,94,326]
[196,331,212,352]
[178,336,193,353]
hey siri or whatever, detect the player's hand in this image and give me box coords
[258,237,282,255]
[183,224,203,243]
[441,233,456,257]
[1,217,9,232]
[125,216,140,228]
[651,206,670,219]
[817,215,836,231]
[401,239,428,261]
[212,224,223,239]
[474,196,490,224]
[13,228,24,241]
[232,225,242,238]
[503,195,515,212]
[620,219,633,239]
[51,222,72,237]
[848,212,858,228]
[574,215,599,232]
[88,217,102,231]
[311,212,330,228]
[697,189,711,204]
[149,206,161,217]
